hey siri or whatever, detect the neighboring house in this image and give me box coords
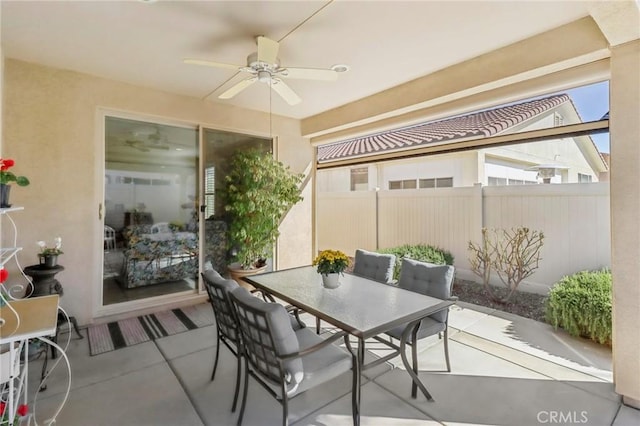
[317,94,608,192]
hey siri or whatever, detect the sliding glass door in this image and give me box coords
[200,128,271,277]
[103,116,199,306]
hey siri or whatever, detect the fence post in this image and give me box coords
[472,182,484,253]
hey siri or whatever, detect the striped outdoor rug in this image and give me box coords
[87,303,214,356]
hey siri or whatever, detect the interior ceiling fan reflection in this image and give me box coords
[122,127,189,152]
[184,35,346,105]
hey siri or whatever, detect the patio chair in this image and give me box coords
[353,249,396,284]
[201,269,244,412]
[229,286,355,426]
[202,268,307,412]
[384,258,456,398]
[104,225,116,251]
[315,248,396,333]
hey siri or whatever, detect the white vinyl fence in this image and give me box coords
[317,182,610,294]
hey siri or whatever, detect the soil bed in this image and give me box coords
[452,278,547,323]
[344,258,548,323]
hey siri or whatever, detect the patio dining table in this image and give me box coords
[244,265,454,426]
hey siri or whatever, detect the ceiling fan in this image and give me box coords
[184,36,342,105]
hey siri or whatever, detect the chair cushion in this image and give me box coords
[231,287,304,391]
[202,269,243,296]
[398,258,454,323]
[202,268,224,283]
[353,249,396,283]
[290,328,352,397]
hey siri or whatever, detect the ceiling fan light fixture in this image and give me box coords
[257,70,271,83]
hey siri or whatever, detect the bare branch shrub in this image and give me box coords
[468,228,497,300]
[468,227,544,303]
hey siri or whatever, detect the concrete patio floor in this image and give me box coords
[24,302,639,426]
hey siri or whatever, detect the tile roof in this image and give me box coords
[317,94,571,162]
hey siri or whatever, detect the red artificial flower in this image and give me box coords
[0,158,14,171]
[0,401,6,415]
[17,404,28,417]
[0,268,7,283]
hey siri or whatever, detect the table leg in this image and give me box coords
[344,336,362,426]
[400,319,434,401]
[356,337,365,426]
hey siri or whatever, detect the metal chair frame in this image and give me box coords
[229,291,355,426]
[382,260,456,398]
[202,273,243,412]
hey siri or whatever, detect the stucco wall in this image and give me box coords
[610,39,640,407]
[1,59,312,324]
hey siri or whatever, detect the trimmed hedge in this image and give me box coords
[378,244,454,280]
[545,269,612,345]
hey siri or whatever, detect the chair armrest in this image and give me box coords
[251,289,307,328]
[251,288,274,302]
[280,330,348,360]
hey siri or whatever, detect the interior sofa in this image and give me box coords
[117,224,199,289]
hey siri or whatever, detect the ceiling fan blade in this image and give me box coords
[125,140,150,152]
[257,36,279,64]
[279,67,338,81]
[219,77,258,99]
[183,58,241,70]
[270,78,301,105]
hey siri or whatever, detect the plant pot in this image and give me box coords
[228,264,267,291]
[321,273,341,289]
[0,184,11,208]
[39,254,58,269]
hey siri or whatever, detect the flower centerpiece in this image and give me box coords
[37,237,63,268]
[313,249,350,288]
[0,158,30,208]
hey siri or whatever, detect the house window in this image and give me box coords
[420,178,435,189]
[350,167,368,191]
[508,178,525,185]
[389,179,417,190]
[419,177,453,188]
[488,176,508,186]
[554,112,564,127]
[436,177,453,188]
[578,173,593,183]
[204,166,215,218]
[489,176,536,186]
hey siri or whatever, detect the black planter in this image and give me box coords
[39,254,59,269]
[0,184,11,208]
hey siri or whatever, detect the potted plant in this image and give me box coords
[313,249,350,288]
[223,149,304,283]
[37,237,64,268]
[0,157,30,208]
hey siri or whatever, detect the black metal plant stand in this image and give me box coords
[24,264,83,390]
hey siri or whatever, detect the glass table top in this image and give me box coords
[244,266,452,339]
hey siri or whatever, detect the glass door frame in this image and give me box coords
[95,108,204,318]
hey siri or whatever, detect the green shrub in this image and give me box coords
[378,244,454,280]
[545,269,612,345]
